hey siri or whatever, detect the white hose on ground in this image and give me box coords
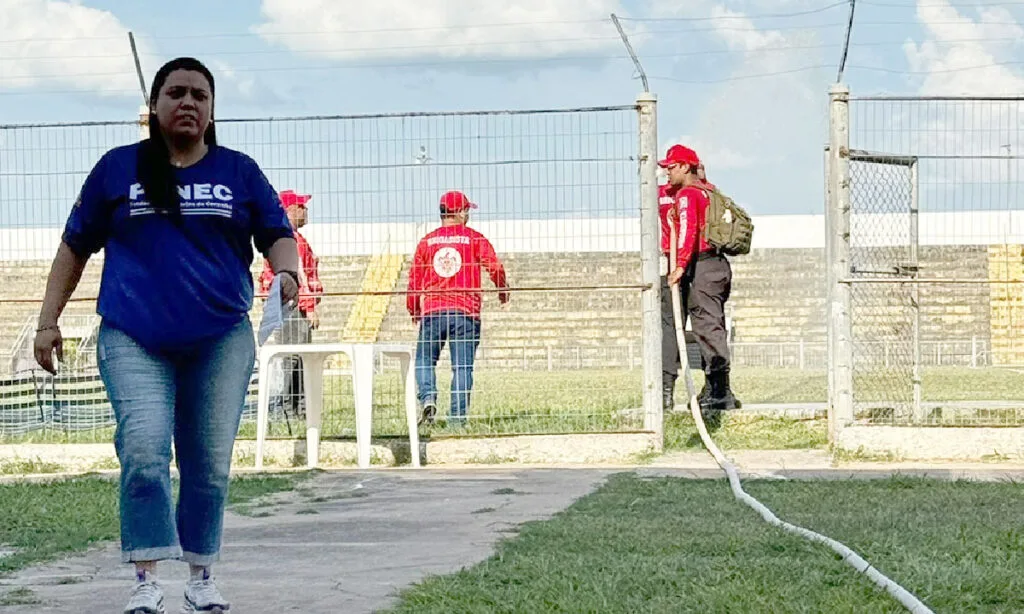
[667,221,934,614]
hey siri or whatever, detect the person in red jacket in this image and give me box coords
[657,144,708,414]
[259,189,324,418]
[407,190,508,427]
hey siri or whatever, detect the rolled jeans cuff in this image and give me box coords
[182,550,221,566]
[121,545,182,564]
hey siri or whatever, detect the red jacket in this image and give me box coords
[407,224,508,319]
[696,180,717,254]
[259,230,323,313]
[659,183,707,272]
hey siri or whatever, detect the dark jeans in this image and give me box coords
[415,310,482,424]
[690,254,732,375]
[661,269,693,383]
[274,310,312,417]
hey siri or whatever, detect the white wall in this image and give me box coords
[3,210,1024,260]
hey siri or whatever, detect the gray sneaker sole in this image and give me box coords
[180,600,228,614]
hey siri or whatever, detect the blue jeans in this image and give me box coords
[415,310,481,424]
[97,318,255,565]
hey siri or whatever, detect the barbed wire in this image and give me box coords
[0,40,1021,89]
[0,3,862,44]
[4,32,1022,66]
[0,11,1018,47]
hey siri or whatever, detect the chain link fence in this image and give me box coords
[828,88,1024,427]
[0,104,662,443]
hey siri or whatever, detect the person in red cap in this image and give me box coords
[657,144,707,415]
[259,189,324,419]
[407,190,509,427]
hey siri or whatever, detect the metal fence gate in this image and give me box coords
[828,83,1024,431]
[847,151,921,423]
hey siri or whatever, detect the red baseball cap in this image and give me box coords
[279,189,312,209]
[658,144,701,168]
[439,190,478,213]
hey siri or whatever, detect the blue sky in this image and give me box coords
[0,0,1021,229]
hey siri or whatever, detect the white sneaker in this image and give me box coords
[181,578,231,613]
[124,576,165,614]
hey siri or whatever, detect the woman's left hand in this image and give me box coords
[278,272,299,309]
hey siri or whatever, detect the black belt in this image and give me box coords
[697,250,723,261]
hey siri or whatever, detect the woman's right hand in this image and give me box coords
[33,325,63,375]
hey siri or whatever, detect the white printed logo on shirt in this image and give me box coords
[433,247,463,278]
[127,182,235,218]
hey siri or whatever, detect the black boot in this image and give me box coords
[703,370,741,411]
[698,383,711,406]
[663,376,677,414]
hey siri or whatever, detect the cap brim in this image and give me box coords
[657,159,672,168]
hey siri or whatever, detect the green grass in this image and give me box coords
[0,458,66,475]
[246,366,1024,439]
[243,367,829,441]
[664,412,828,451]
[0,472,303,575]
[384,473,1024,614]
[4,366,1023,445]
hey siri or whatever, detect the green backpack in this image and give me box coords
[703,186,754,256]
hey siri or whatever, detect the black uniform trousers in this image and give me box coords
[690,252,732,375]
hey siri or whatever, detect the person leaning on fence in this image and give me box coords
[32,57,299,614]
[689,161,753,413]
[407,190,509,428]
[258,189,324,420]
[657,144,706,415]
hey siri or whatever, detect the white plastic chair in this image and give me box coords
[254,342,421,469]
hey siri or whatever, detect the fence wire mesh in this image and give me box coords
[0,107,648,443]
[841,95,1024,427]
[848,155,918,424]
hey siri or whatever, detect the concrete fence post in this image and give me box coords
[827,83,854,439]
[637,92,663,446]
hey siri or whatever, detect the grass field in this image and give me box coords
[385,473,1024,613]
[0,473,303,576]
[3,366,1024,447]
[214,365,1024,438]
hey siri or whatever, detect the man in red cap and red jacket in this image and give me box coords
[407,190,509,427]
[259,189,324,418]
[657,144,708,415]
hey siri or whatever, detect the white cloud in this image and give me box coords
[253,0,632,62]
[0,0,149,96]
[707,5,787,52]
[894,0,1024,188]
[660,135,754,173]
[649,2,831,212]
[904,0,1024,95]
[206,59,288,107]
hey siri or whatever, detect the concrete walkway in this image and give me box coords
[4,453,1024,613]
[0,468,614,613]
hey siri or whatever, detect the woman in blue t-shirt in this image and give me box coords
[33,57,299,614]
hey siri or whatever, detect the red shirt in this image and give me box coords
[659,183,707,272]
[259,230,323,313]
[407,224,508,319]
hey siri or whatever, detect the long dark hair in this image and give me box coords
[137,57,217,224]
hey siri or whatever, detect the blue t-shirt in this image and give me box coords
[62,142,294,352]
